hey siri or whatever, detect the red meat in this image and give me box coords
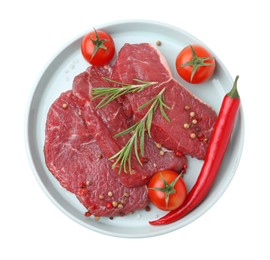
[72,66,187,187]
[113,43,217,159]
[44,90,148,217]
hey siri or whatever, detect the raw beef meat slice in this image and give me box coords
[44,90,148,217]
[113,43,217,160]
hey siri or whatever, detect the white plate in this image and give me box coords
[25,20,244,238]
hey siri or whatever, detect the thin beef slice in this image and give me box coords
[44,90,148,217]
[113,43,217,160]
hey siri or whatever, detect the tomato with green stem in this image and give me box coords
[81,29,115,66]
[148,170,187,211]
[175,44,216,84]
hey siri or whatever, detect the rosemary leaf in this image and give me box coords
[111,87,170,174]
[139,124,145,157]
[92,77,170,174]
[160,104,170,122]
[134,133,141,166]
[113,122,138,138]
[91,77,157,108]
[146,109,153,137]
[138,96,156,111]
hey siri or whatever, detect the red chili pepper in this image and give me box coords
[84,211,92,217]
[106,202,113,209]
[150,76,240,225]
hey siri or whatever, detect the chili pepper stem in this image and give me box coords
[227,75,239,99]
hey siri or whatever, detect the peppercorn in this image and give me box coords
[84,211,91,217]
[156,40,162,46]
[97,154,103,159]
[106,202,113,209]
[112,201,118,207]
[183,123,190,129]
[124,192,130,198]
[118,203,124,209]
[175,150,183,157]
[156,143,162,148]
[190,133,196,139]
[145,205,151,212]
[94,216,100,221]
[190,111,196,117]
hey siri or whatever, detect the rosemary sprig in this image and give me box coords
[92,78,157,108]
[109,87,170,174]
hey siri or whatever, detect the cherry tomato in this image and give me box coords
[175,44,216,84]
[148,170,187,211]
[81,29,115,66]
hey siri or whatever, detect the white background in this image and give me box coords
[1,0,269,259]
